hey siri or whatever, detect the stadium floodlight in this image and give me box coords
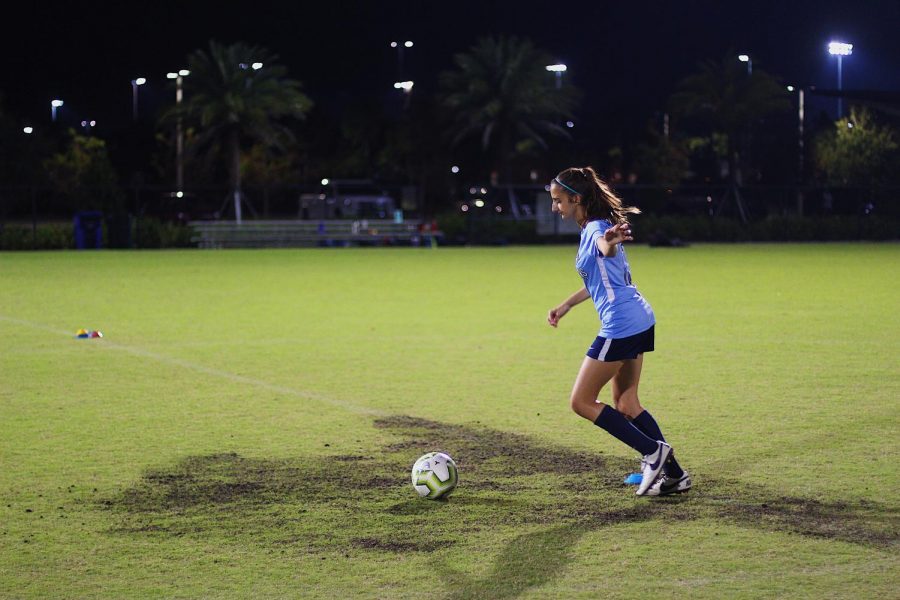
[50,99,64,122]
[132,77,147,120]
[390,42,413,79]
[828,41,853,118]
[545,64,567,89]
[828,42,853,56]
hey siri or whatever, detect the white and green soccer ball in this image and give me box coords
[411,452,458,499]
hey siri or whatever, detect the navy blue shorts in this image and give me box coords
[586,326,655,362]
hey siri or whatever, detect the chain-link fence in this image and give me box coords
[1,183,897,249]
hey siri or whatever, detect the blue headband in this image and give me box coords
[552,178,580,195]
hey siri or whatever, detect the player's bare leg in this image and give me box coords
[611,355,644,418]
[569,356,622,421]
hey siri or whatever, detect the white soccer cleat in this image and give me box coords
[644,472,692,496]
[635,441,672,496]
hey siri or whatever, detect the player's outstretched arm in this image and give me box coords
[548,288,590,327]
[597,223,633,258]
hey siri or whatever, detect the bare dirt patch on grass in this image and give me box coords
[100,415,898,554]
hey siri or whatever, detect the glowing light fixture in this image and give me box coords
[828,41,853,56]
[828,41,853,117]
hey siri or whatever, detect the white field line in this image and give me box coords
[0,315,386,417]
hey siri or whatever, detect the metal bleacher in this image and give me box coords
[188,219,440,249]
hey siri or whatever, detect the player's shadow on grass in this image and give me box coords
[438,524,584,600]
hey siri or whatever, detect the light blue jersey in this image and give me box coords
[576,219,655,338]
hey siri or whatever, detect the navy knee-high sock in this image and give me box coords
[593,405,658,456]
[633,410,684,478]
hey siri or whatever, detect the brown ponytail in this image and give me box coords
[554,166,639,224]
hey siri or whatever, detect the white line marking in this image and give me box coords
[0,315,385,416]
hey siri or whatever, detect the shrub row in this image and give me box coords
[635,215,899,243]
[3,215,895,250]
[437,213,899,245]
[0,218,194,250]
[0,222,75,250]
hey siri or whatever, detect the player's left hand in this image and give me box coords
[604,223,633,245]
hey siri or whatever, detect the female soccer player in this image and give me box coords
[547,166,690,496]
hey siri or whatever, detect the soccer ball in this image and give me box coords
[411,452,458,499]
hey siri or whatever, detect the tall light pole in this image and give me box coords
[167,69,190,194]
[787,85,806,213]
[51,99,64,122]
[545,64,567,89]
[828,41,852,118]
[738,54,752,75]
[131,77,147,121]
[390,40,413,80]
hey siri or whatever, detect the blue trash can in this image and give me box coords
[74,211,104,249]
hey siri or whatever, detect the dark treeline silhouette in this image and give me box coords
[1,38,898,242]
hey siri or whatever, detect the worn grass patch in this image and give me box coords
[101,415,898,562]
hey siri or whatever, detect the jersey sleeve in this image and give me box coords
[591,220,612,257]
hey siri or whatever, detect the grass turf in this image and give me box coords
[1,243,898,599]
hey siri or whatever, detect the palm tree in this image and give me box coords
[171,41,313,222]
[669,54,789,220]
[439,35,578,184]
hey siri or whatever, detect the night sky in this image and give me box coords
[4,0,900,140]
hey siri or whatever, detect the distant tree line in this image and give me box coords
[0,37,898,220]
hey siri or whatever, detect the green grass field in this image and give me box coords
[1,244,898,599]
